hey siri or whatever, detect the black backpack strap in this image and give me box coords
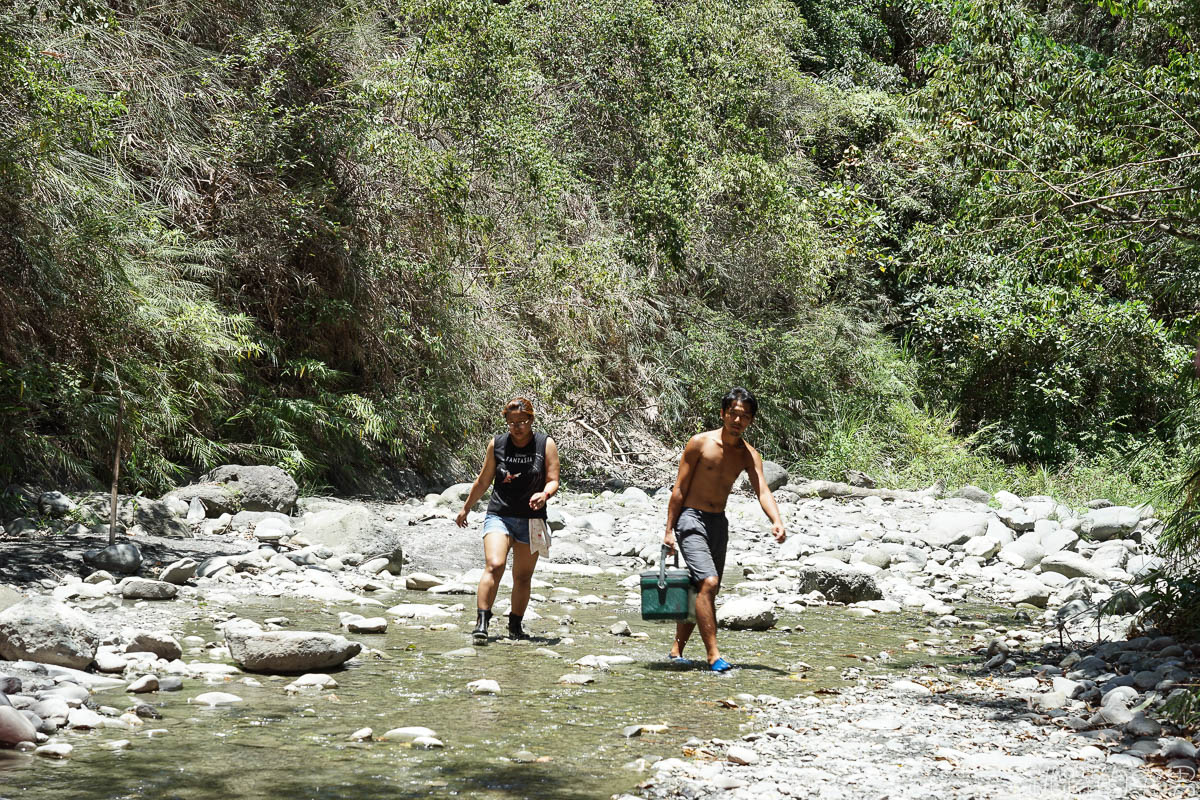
[533,432,547,475]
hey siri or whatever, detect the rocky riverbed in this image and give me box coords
[0,466,1197,798]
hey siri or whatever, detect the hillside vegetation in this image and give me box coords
[1,0,1196,512]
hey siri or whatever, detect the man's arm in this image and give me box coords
[663,436,702,554]
[744,445,785,543]
[455,439,497,527]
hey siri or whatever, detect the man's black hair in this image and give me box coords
[721,387,758,418]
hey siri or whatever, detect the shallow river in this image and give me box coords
[0,579,988,800]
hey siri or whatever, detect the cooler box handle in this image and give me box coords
[658,545,681,590]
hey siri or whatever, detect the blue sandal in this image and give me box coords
[709,657,733,672]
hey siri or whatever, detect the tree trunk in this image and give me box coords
[108,374,124,547]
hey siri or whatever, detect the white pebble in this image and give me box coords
[467,679,501,695]
[190,692,243,707]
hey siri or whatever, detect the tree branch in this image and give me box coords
[1061,185,1190,212]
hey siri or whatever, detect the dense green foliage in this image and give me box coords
[0,0,1196,503]
[901,0,1198,462]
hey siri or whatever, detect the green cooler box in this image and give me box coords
[640,546,696,623]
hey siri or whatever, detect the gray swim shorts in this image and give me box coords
[674,507,729,584]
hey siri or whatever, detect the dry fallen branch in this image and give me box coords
[573,418,614,459]
[788,479,945,501]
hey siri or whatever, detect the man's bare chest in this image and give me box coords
[695,442,746,483]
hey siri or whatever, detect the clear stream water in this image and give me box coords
[0,580,990,800]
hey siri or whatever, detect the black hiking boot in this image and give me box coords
[507,613,530,640]
[472,609,492,645]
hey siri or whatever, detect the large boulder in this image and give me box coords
[195,556,234,579]
[162,482,239,518]
[716,597,777,630]
[857,547,891,569]
[879,543,927,568]
[1008,577,1051,608]
[224,626,361,673]
[996,507,1035,532]
[202,465,298,514]
[82,543,142,575]
[131,499,191,538]
[228,511,293,542]
[546,507,568,531]
[1126,554,1163,578]
[915,511,989,548]
[549,541,593,564]
[736,461,789,493]
[37,491,76,517]
[1040,528,1079,554]
[437,483,474,507]
[1090,544,1130,571]
[963,534,1003,560]
[760,461,790,491]
[4,518,38,536]
[994,490,1023,509]
[998,538,1045,570]
[297,503,375,549]
[796,565,882,604]
[1022,497,1058,521]
[165,465,298,518]
[158,558,199,584]
[0,597,98,669]
[1040,552,1108,580]
[953,485,992,504]
[1081,506,1141,541]
[230,510,291,529]
[74,494,189,536]
[577,512,616,535]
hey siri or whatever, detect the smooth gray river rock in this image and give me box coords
[795,565,881,604]
[716,597,777,630]
[35,742,73,758]
[224,626,362,673]
[0,704,37,745]
[1124,712,1162,738]
[126,631,182,660]
[379,726,436,741]
[1040,552,1108,580]
[0,597,98,668]
[1081,506,1141,540]
[82,543,143,575]
[30,697,69,727]
[37,491,76,516]
[126,675,159,693]
[121,578,178,601]
[67,707,104,729]
[917,511,989,547]
[998,538,1045,570]
[201,464,299,514]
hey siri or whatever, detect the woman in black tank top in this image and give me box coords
[455,397,560,644]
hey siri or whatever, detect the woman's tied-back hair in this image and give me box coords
[503,397,535,418]
[721,387,758,418]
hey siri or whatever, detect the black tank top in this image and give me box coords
[487,432,548,519]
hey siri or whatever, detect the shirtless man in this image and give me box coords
[663,387,786,672]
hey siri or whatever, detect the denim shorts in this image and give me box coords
[481,514,530,544]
